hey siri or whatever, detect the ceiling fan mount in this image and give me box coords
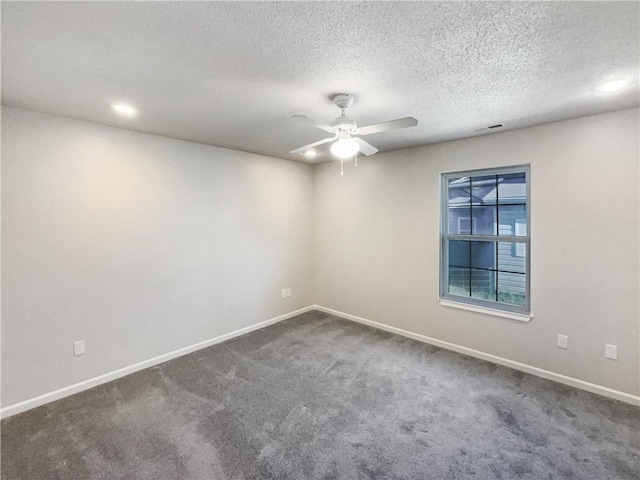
[330,94,357,131]
[332,93,354,110]
[290,93,418,160]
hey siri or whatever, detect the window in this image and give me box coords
[440,165,530,316]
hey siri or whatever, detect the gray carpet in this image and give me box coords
[1,310,638,480]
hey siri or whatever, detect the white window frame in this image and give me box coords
[439,165,531,318]
[514,223,527,257]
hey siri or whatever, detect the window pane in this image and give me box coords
[471,268,496,300]
[443,167,529,313]
[448,177,470,205]
[471,175,496,205]
[470,241,496,269]
[497,172,526,204]
[448,206,471,234]
[497,242,526,273]
[497,272,526,306]
[449,240,469,267]
[498,204,526,236]
[472,206,496,235]
[449,267,470,297]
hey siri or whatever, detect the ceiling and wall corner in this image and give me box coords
[1,1,639,163]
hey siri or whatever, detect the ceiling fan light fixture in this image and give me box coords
[290,92,417,160]
[330,136,360,159]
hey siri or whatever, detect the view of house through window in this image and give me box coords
[441,166,530,314]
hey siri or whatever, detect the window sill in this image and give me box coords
[439,299,533,323]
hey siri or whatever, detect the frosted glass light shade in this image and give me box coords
[330,138,360,159]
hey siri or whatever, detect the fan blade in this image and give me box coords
[289,136,336,154]
[353,137,379,156]
[357,117,418,135]
[291,115,335,133]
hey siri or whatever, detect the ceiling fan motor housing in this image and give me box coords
[331,115,357,132]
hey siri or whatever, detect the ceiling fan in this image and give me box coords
[290,94,418,160]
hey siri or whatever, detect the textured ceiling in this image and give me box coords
[2,1,639,163]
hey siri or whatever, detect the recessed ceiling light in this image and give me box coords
[597,80,628,93]
[111,103,137,117]
[303,149,318,158]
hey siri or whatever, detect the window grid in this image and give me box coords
[441,166,530,314]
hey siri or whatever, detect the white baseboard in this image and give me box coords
[4,304,637,419]
[0,306,315,419]
[313,305,640,407]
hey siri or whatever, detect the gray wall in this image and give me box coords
[2,107,314,407]
[314,108,640,396]
[3,106,639,408]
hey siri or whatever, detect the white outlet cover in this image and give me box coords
[281,289,287,299]
[605,344,618,360]
[74,340,86,356]
[286,289,291,298]
[557,334,568,349]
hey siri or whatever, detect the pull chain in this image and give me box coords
[340,157,344,176]
[355,151,358,167]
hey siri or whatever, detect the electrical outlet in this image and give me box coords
[557,334,568,349]
[74,340,85,356]
[286,288,291,298]
[281,289,287,299]
[605,344,618,360]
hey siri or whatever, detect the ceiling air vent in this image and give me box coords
[473,123,504,132]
